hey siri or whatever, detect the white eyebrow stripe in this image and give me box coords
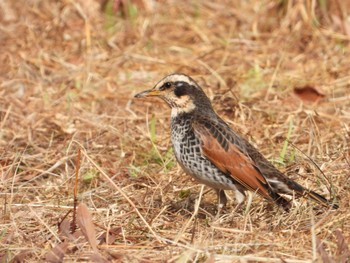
[155,74,197,89]
[175,81,185,86]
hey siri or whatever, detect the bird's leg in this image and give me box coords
[215,189,227,215]
[233,189,246,211]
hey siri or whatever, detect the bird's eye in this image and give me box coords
[160,82,172,91]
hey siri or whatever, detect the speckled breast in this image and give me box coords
[170,114,236,190]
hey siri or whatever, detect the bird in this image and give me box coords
[134,73,338,211]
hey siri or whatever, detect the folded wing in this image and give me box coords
[192,120,273,201]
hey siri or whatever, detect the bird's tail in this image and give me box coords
[269,180,339,210]
[284,180,339,209]
[304,190,339,209]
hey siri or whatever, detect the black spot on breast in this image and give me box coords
[194,146,201,153]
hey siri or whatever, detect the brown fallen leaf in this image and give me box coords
[205,254,215,263]
[294,85,325,102]
[89,252,109,263]
[335,229,350,263]
[58,217,71,238]
[98,227,122,245]
[76,203,98,252]
[9,250,32,263]
[44,241,69,263]
[316,237,334,263]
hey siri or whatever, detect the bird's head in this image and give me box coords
[134,73,213,116]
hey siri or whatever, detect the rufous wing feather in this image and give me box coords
[193,121,272,200]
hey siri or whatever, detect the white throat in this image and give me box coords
[170,95,196,117]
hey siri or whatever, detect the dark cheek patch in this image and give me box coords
[174,85,187,97]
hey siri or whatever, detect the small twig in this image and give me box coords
[76,142,163,243]
[197,59,227,89]
[71,148,81,233]
[310,210,317,261]
[58,210,72,230]
[28,205,61,242]
[264,53,284,101]
[190,216,197,244]
[288,141,333,194]
[174,185,204,243]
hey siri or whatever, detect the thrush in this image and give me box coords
[134,73,338,211]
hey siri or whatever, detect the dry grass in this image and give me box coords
[1,0,350,262]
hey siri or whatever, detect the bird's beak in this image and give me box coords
[134,89,161,98]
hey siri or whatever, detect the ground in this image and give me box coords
[0,0,349,262]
